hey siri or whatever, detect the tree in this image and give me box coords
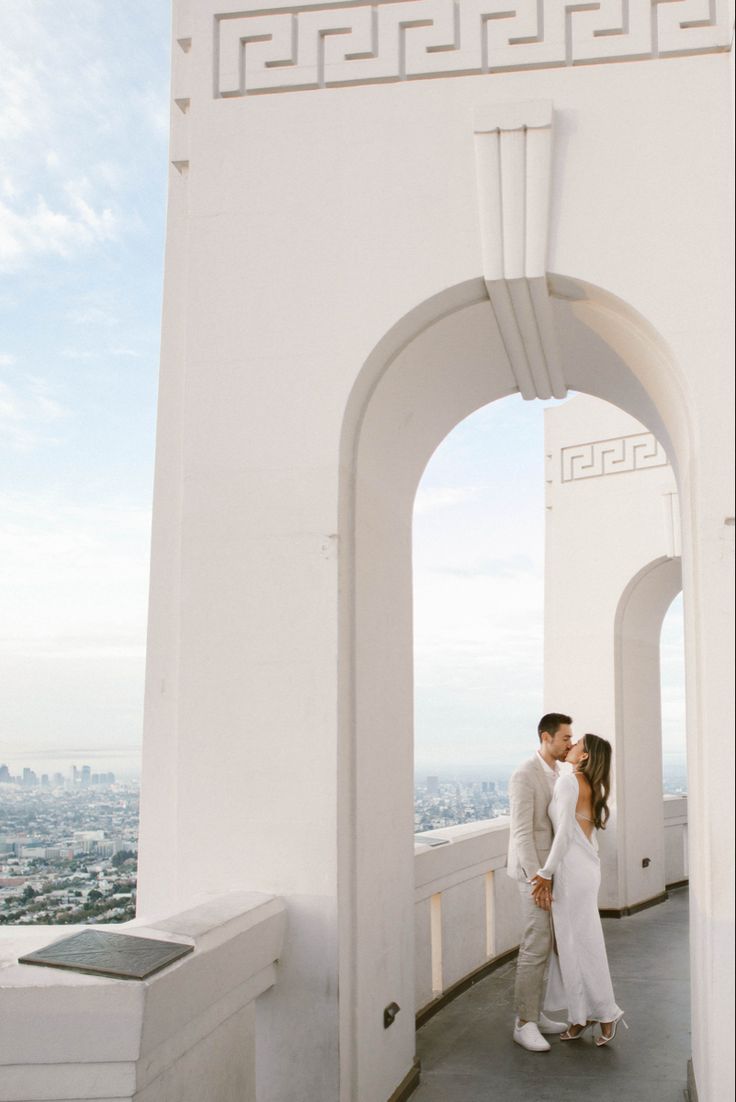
[111,849,136,867]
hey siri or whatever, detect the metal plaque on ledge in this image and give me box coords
[18,928,194,980]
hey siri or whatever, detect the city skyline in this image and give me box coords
[0,761,118,786]
[0,751,140,783]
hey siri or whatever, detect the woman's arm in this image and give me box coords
[536,773,578,879]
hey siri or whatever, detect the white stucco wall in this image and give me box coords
[136,5,734,1100]
[544,394,682,912]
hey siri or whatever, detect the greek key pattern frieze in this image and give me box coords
[561,432,669,482]
[214,0,731,97]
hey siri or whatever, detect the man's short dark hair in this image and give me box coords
[538,713,572,742]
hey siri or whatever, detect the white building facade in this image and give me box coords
[129,4,734,1101]
[544,394,682,913]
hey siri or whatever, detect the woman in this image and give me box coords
[534,733,626,1045]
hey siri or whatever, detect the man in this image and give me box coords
[507,712,573,1051]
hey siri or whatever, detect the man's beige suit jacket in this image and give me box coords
[507,754,555,881]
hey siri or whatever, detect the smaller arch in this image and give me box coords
[613,555,683,910]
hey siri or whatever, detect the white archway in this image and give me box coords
[614,556,683,909]
[339,276,693,1101]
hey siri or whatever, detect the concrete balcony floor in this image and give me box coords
[414,886,690,1102]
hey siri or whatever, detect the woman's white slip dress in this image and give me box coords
[540,771,623,1025]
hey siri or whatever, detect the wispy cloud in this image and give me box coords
[0,193,118,271]
[0,2,167,762]
[437,554,536,579]
[413,564,544,688]
[0,490,151,656]
[109,347,143,358]
[133,84,170,137]
[0,3,167,273]
[65,304,119,328]
[414,486,479,516]
[0,375,70,451]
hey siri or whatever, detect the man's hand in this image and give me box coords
[530,874,552,911]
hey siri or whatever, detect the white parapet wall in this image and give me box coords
[414,797,688,1015]
[663,796,689,886]
[0,803,688,1102]
[0,892,286,1102]
[414,818,518,1013]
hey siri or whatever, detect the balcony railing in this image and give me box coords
[0,797,686,1101]
[414,795,688,1019]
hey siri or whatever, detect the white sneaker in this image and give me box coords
[539,1012,567,1034]
[513,1019,551,1051]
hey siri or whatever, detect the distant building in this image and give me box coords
[426,776,439,795]
[0,764,11,784]
[72,831,105,854]
[20,843,48,859]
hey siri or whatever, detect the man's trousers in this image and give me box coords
[513,880,553,1022]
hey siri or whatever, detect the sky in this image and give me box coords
[0,2,685,781]
[0,2,170,777]
[413,398,686,778]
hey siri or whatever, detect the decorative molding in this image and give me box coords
[213,0,732,98]
[561,431,669,481]
[171,34,192,173]
[474,100,565,401]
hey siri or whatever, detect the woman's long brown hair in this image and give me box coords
[579,733,612,829]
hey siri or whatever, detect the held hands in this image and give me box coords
[530,874,553,910]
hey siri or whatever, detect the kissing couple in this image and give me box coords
[508,713,627,1050]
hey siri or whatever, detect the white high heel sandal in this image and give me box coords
[559,1021,594,1041]
[595,1011,628,1046]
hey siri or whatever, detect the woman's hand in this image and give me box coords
[530,874,553,910]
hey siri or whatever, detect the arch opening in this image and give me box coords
[613,556,684,909]
[661,594,687,798]
[411,393,564,824]
[338,277,691,1102]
